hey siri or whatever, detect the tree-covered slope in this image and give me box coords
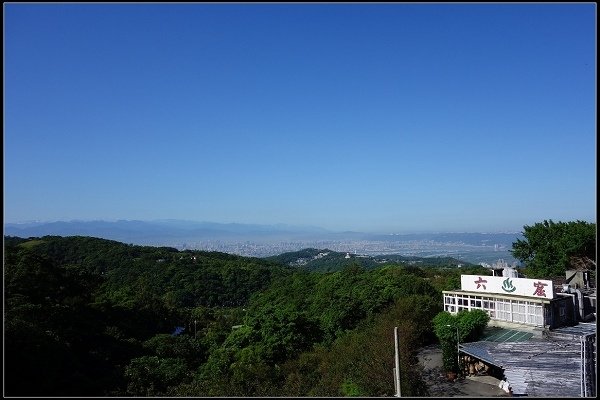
[266,247,472,272]
[4,235,291,396]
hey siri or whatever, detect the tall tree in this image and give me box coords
[510,220,596,278]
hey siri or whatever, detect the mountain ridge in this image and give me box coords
[4,219,522,242]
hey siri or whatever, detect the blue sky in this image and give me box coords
[4,3,596,233]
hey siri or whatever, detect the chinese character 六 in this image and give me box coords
[474,277,487,290]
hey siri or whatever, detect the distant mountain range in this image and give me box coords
[3,219,330,243]
[4,219,521,243]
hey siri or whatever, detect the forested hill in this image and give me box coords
[4,235,291,395]
[4,235,290,308]
[266,248,472,272]
[4,234,485,397]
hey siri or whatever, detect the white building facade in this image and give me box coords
[442,275,574,329]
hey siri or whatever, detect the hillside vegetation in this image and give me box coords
[4,220,594,396]
[4,235,481,396]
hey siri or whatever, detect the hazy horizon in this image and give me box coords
[4,3,596,233]
[4,216,595,235]
[4,217,536,235]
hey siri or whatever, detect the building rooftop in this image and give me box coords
[460,323,596,397]
[549,322,597,340]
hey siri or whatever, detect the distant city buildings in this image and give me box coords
[169,239,519,265]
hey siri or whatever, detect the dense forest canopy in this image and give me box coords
[4,235,476,396]
[4,219,594,396]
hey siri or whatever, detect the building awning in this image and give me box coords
[459,341,499,366]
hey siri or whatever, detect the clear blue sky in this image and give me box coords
[4,3,597,233]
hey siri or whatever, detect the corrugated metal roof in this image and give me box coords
[459,342,498,366]
[493,341,583,397]
[460,340,584,396]
[459,325,596,397]
[550,322,596,338]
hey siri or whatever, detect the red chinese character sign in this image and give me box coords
[532,281,548,297]
[474,277,487,289]
[460,275,554,299]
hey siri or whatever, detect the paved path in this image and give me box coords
[417,344,509,397]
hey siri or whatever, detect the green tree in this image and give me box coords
[124,356,188,396]
[457,309,490,342]
[432,312,460,373]
[143,333,207,369]
[432,310,489,373]
[511,220,596,278]
[341,379,365,396]
[4,248,134,396]
[299,296,435,397]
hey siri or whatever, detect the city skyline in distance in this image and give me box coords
[3,218,527,264]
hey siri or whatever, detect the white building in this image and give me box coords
[443,274,578,329]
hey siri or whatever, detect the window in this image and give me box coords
[444,294,458,314]
[496,299,511,321]
[526,302,543,325]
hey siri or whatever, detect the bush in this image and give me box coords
[457,309,489,342]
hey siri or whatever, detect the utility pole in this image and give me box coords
[394,326,401,397]
[456,326,460,375]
